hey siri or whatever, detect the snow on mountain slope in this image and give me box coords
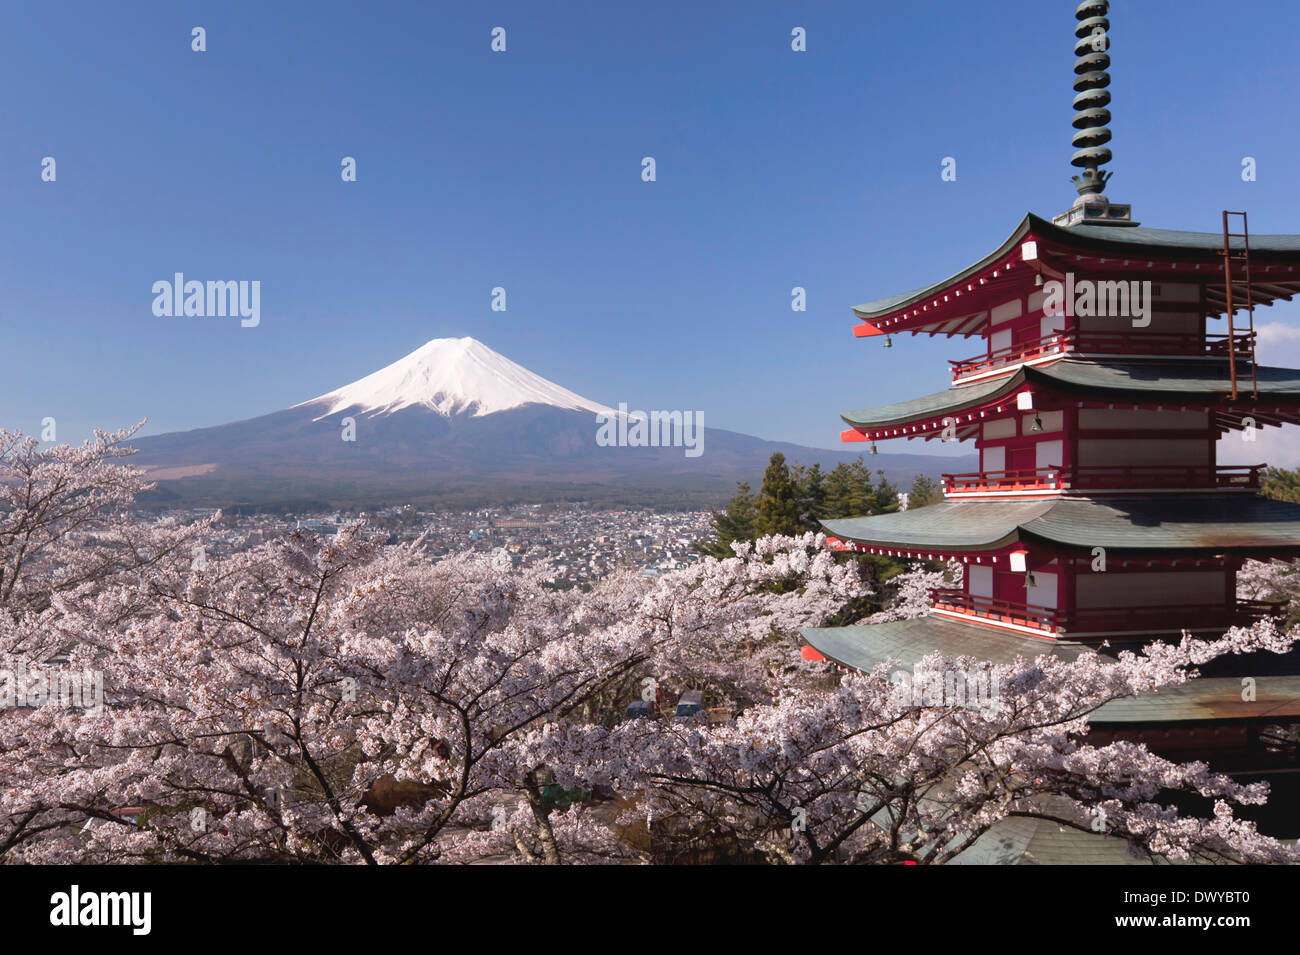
[296,337,615,419]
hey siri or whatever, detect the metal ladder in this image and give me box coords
[1220,210,1258,400]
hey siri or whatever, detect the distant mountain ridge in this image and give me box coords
[129,337,972,511]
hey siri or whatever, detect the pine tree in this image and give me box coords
[907,474,942,509]
[1263,467,1300,504]
[698,482,758,558]
[843,458,876,516]
[869,470,901,515]
[755,453,802,538]
[792,462,826,532]
[821,462,853,520]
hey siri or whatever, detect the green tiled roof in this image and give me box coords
[1066,220,1300,255]
[800,621,1300,724]
[853,213,1300,320]
[841,375,1010,429]
[853,218,1034,319]
[949,812,1195,865]
[841,359,1300,430]
[823,500,1051,550]
[801,615,1087,671]
[1021,495,1300,551]
[1041,359,1300,397]
[823,494,1300,554]
[1089,675,1300,723]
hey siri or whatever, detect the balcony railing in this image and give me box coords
[949,330,1256,380]
[949,334,1069,379]
[943,467,1064,493]
[930,588,1060,632]
[930,588,1288,635]
[941,464,1264,494]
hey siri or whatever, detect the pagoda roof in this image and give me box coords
[1091,675,1300,724]
[799,620,1300,724]
[853,213,1300,335]
[948,811,1197,865]
[801,615,1089,671]
[822,494,1300,556]
[841,358,1300,437]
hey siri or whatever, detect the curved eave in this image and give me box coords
[840,360,1300,438]
[851,212,1300,333]
[852,216,1035,323]
[799,625,1300,724]
[823,495,1300,556]
[840,369,1025,431]
[822,500,1049,553]
[800,617,1089,673]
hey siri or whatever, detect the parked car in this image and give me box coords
[623,700,653,721]
[674,690,705,719]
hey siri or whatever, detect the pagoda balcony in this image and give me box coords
[929,589,1061,634]
[949,330,1256,382]
[929,588,1288,637]
[941,464,1264,495]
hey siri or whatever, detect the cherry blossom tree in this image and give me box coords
[4,426,1299,866]
[1,424,211,856]
[2,495,854,862]
[869,560,962,623]
[529,621,1300,865]
[0,423,211,616]
[1238,557,1300,627]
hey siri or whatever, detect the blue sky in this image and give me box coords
[3,0,1300,461]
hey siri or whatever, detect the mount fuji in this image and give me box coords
[298,337,615,420]
[129,337,964,510]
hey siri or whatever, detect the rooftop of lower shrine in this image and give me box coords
[800,616,1300,725]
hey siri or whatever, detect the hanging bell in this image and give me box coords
[883,335,893,348]
[870,443,879,455]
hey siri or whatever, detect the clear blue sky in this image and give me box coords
[4,0,1300,458]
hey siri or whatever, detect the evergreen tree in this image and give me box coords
[869,469,901,515]
[1263,467,1300,504]
[698,482,757,558]
[755,453,802,539]
[821,462,853,520]
[907,474,943,509]
[792,462,826,533]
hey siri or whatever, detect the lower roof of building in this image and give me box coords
[947,810,1205,865]
[800,617,1300,724]
[822,493,1300,554]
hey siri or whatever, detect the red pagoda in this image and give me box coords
[801,1,1300,786]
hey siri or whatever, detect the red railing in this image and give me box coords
[942,464,1264,494]
[949,330,1256,380]
[949,334,1069,379]
[1067,464,1262,490]
[942,467,1064,493]
[930,588,1288,635]
[929,588,1060,632]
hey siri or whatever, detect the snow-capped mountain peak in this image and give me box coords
[296,337,615,419]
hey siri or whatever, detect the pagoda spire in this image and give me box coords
[1055,1,1136,226]
[1071,1,1112,197]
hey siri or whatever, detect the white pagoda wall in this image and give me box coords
[1075,408,1212,469]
